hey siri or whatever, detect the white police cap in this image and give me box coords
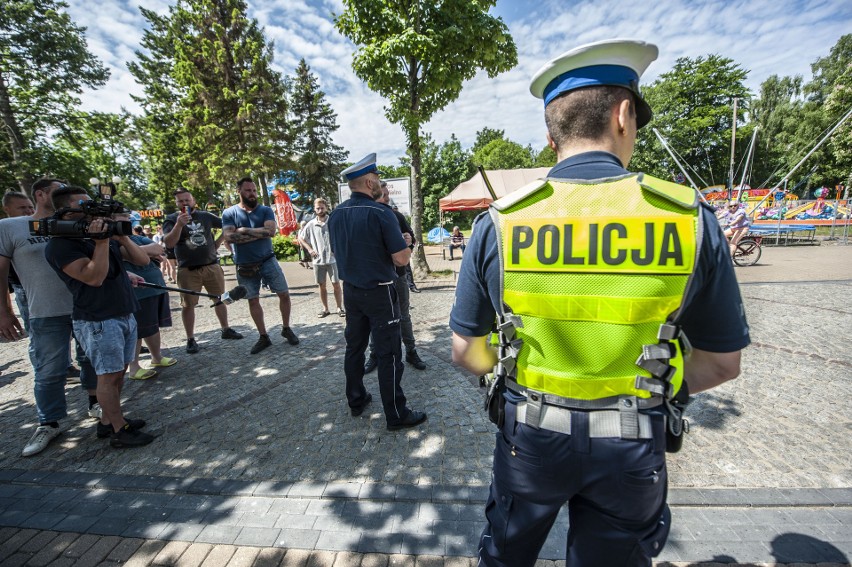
[341,153,380,181]
[529,39,658,128]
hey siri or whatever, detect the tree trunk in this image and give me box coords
[408,132,431,276]
[0,73,33,193]
[259,172,271,206]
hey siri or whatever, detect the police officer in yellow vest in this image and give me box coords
[450,39,750,567]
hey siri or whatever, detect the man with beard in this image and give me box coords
[163,188,243,354]
[300,197,344,318]
[327,154,427,431]
[222,177,300,354]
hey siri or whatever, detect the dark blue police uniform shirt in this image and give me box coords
[328,192,408,289]
[449,151,751,353]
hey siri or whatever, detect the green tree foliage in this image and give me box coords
[288,59,348,208]
[420,133,474,228]
[0,0,108,192]
[472,138,533,169]
[534,145,557,167]
[804,34,852,189]
[335,0,517,274]
[53,112,153,210]
[471,127,506,155]
[130,0,292,208]
[631,55,750,188]
[128,7,188,209]
[750,75,804,188]
[171,0,291,204]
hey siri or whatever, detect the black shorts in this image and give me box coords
[134,293,172,339]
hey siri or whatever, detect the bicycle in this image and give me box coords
[732,236,762,267]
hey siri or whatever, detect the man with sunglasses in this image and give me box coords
[327,153,427,431]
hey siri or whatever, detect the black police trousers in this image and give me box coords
[342,281,409,424]
[478,401,670,567]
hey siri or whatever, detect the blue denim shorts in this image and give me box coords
[236,256,289,299]
[73,315,137,375]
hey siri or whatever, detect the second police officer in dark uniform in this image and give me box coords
[328,154,427,431]
[450,40,750,566]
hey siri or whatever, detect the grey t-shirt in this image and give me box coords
[162,211,222,268]
[0,216,73,319]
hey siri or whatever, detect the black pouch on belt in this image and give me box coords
[484,374,506,428]
[665,382,690,453]
[237,262,262,278]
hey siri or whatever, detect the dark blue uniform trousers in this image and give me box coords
[479,402,670,567]
[342,282,409,424]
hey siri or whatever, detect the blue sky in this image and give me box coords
[68,0,852,167]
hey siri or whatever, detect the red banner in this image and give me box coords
[272,189,299,235]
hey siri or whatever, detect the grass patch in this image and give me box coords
[429,269,454,277]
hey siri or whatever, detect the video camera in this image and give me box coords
[29,183,132,240]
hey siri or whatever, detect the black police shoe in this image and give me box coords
[351,393,372,417]
[387,410,427,431]
[406,350,427,370]
[364,356,377,374]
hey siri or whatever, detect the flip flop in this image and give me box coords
[150,357,177,367]
[318,311,330,318]
[129,368,157,380]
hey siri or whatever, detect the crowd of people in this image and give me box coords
[0,37,754,567]
[0,168,433,455]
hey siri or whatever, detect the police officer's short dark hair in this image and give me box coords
[51,185,90,211]
[237,177,254,189]
[545,86,636,148]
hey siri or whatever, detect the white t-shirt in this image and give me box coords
[0,217,73,319]
[303,217,336,265]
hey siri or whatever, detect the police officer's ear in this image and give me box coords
[616,97,637,137]
[546,132,557,153]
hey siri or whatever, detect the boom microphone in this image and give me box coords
[213,285,247,307]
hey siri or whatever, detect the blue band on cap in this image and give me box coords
[344,164,378,181]
[543,64,640,107]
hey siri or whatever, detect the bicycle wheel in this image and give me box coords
[733,239,761,266]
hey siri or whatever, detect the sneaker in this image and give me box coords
[364,356,377,374]
[337,308,346,317]
[387,410,427,431]
[88,403,102,420]
[406,350,427,370]
[22,425,61,457]
[221,327,243,340]
[251,334,272,354]
[97,419,147,439]
[110,423,154,448]
[281,327,300,346]
[186,338,199,354]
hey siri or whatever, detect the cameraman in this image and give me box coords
[44,186,155,449]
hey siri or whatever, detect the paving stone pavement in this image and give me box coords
[1,244,850,566]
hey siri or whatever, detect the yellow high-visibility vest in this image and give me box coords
[490,173,701,401]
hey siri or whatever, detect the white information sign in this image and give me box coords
[337,177,412,217]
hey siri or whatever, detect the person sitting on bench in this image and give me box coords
[449,226,466,260]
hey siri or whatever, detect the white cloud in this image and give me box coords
[64,0,851,167]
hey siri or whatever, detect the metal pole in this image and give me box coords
[775,180,787,246]
[652,128,709,204]
[728,98,738,199]
[776,105,852,190]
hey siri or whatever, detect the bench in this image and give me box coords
[442,236,466,260]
